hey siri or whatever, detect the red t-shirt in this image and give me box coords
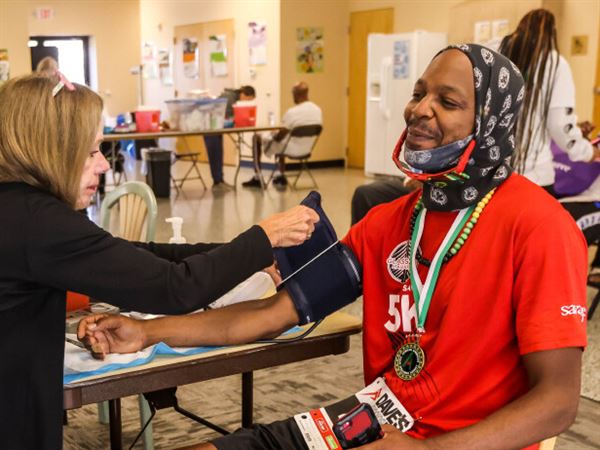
[343,174,587,446]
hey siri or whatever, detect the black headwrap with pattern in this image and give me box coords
[403,44,525,212]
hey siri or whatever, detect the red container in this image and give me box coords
[135,110,161,132]
[233,104,257,127]
[66,291,90,312]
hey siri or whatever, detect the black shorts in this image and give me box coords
[211,418,308,450]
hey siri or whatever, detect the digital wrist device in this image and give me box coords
[333,403,382,449]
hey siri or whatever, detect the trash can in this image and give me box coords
[144,148,172,198]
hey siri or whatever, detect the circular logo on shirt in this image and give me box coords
[386,240,410,283]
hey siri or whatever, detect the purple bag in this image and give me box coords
[551,141,600,196]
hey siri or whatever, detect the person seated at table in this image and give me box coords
[242,82,322,188]
[0,72,319,450]
[80,45,586,450]
[351,177,421,225]
[205,85,256,190]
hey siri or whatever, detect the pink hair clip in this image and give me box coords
[52,71,76,97]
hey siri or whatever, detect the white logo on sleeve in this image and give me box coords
[560,305,587,323]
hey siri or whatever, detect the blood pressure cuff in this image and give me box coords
[274,191,363,325]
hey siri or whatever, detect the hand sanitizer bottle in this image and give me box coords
[166,217,186,244]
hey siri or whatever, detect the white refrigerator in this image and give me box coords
[364,31,447,177]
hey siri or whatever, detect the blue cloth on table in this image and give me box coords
[64,327,301,385]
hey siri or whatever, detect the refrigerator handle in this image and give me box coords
[380,57,392,120]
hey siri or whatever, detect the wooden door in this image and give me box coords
[347,8,393,169]
[173,20,237,165]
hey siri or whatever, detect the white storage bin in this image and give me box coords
[166,98,227,132]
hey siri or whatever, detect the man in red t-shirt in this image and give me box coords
[80,45,587,450]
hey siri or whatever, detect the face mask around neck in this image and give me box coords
[404,134,473,173]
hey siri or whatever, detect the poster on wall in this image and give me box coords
[492,19,509,40]
[142,42,158,79]
[182,37,200,79]
[393,40,410,79]
[248,21,267,66]
[296,27,324,73]
[0,49,9,86]
[158,49,173,86]
[208,34,228,77]
[474,21,491,44]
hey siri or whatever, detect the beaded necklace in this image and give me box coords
[409,188,496,267]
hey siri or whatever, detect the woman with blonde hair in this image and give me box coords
[0,73,318,449]
[35,55,59,76]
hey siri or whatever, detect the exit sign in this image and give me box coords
[35,7,54,21]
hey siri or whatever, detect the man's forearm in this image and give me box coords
[424,348,581,450]
[141,290,299,348]
[424,382,577,450]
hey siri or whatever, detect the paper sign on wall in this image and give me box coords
[0,49,9,86]
[182,37,199,79]
[158,49,173,86]
[474,21,491,44]
[393,40,410,79]
[142,42,158,79]
[296,27,324,73]
[248,21,267,66]
[209,35,228,77]
[492,19,509,40]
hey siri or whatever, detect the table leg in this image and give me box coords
[241,371,253,428]
[109,398,123,450]
[252,134,267,190]
[233,134,242,189]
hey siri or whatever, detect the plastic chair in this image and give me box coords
[99,181,157,449]
[540,436,557,450]
[100,181,158,241]
[267,124,323,189]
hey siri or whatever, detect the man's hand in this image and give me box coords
[357,425,428,450]
[259,205,319,247]
[578,120,595,138]
[77,314,146,360]
[589,145,600,162]
[263,263,282,286]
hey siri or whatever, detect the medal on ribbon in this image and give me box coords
[395,200,474,381]
[394,338,426,381]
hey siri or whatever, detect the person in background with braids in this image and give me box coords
[500,8,600,287]
[499,8,600,196]
[81,45,587,450]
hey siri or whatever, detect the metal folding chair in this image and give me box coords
[267,124,323,189]
[171,151,206,192]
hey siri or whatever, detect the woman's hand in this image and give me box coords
[77,314,147,360]
[259,205,319,247]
